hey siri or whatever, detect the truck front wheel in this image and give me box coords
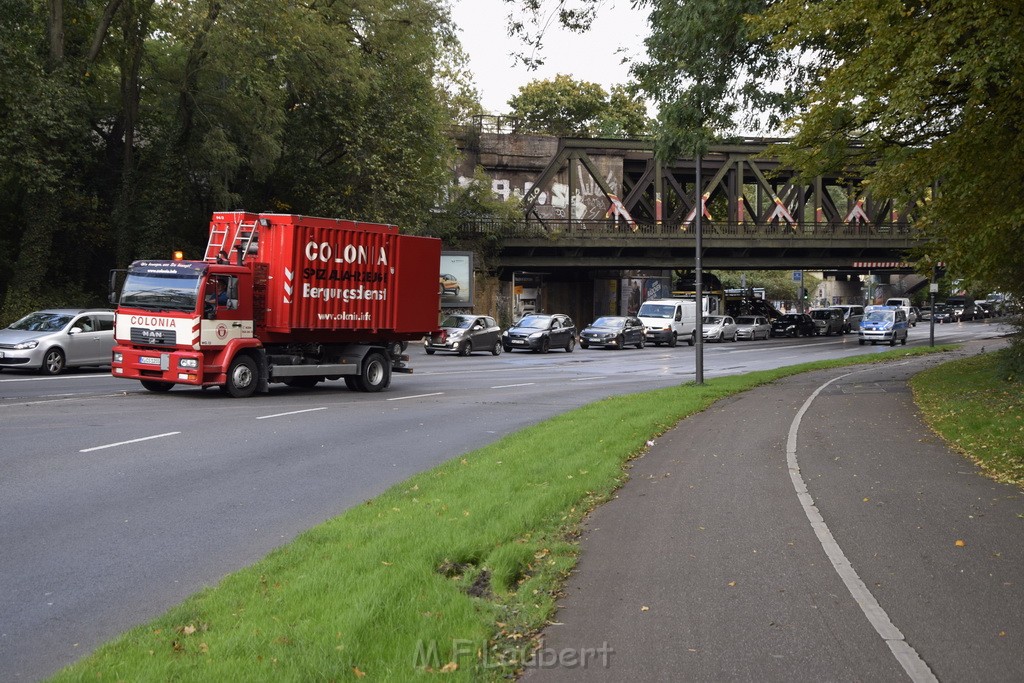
[140,380,173,393]
[354,352,390,392]
[225,355,258,398]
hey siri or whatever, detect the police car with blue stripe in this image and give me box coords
[858,305,909,346]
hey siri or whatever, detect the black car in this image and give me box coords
[424,314,502,356]
[932,303,955,323]
[502,314,576,353]
[770,313,816,338]
[579,316,645,349]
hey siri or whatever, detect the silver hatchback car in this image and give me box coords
[0,309,115,374]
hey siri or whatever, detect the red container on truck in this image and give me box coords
[110,212,441,396]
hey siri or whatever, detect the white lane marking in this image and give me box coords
[386,392,444,401]
[570,376,603,382]
[257,407,328,420]
[80,432,181,453]
[787,371,937,682]
[0,374,110,383]
[491,383,535,389]
[0,393,126,408]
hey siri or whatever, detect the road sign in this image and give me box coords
[792,271,802,282]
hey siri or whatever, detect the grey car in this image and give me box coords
[734,315,771,340]
[0,308,115,375]
[424,314,502,356]
[809,308,845,336]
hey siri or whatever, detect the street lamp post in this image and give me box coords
[695,153,704,385]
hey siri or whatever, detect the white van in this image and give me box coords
[883,297,917,326]
[637,299,698,347]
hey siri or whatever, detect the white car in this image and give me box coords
[702,315,738,342]
[0,308,115,375]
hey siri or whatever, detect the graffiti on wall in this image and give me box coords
[458,156,623,221]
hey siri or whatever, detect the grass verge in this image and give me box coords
[911,349,1024,486]
[52,345,984,682]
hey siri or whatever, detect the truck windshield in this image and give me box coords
[120,273,201,312]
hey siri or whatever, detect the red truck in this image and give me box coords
[110,212,441,397]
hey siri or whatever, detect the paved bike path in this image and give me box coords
[524,341,1023,681]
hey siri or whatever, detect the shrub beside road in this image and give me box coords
[51,345,1022,682]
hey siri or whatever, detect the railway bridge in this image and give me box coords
[452,123,932,319]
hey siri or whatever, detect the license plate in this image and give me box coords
[511,339,527,345]
[139,356,161,365]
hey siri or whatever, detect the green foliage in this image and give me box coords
[0,0,460,315]
[424,167,525,270]
[755,0,1024,303]
[629,0,804,156]
[713,269,817,304]
[507,74,652,137]
[913,349,1024,486]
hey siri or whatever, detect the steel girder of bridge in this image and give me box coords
[485,138,927,273]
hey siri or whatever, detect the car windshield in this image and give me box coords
[735,317,757,325]
[778,315,802,322]
[637,304,674,318]
[810,310,832,320]
[9,312,74,332]
[703,316,724,325]
[441,316,473,329]
[864,310,894,322]
[516,316,552,329]
[591,317,625,328]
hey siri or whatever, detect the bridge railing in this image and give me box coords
[455,218,918,241]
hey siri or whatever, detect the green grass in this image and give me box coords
[912,350,1024,486]
[51,344,1008,682]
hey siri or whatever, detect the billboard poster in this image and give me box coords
[440,251,473,307]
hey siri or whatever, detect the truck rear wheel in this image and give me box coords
[225,355,258,398]
[354,352,390,392]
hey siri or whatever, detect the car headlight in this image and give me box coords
[179,358,199,369]
[529,332,545,339]
[14,340,39,350]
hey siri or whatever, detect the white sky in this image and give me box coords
[449,0,651,115]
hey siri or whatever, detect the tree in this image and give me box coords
[754,0,1024,303]
[0,0,461,324]
[507,74,651,137]
[502,0,1024,306]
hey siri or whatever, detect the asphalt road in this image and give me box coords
[523,339,1023,682]
[0,318,1011,680]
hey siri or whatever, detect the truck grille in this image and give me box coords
[130,327,175,345]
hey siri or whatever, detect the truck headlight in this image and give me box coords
[113,352,123,363]
[179,358,199,369]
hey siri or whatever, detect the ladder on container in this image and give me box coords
[204,217,259,263]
